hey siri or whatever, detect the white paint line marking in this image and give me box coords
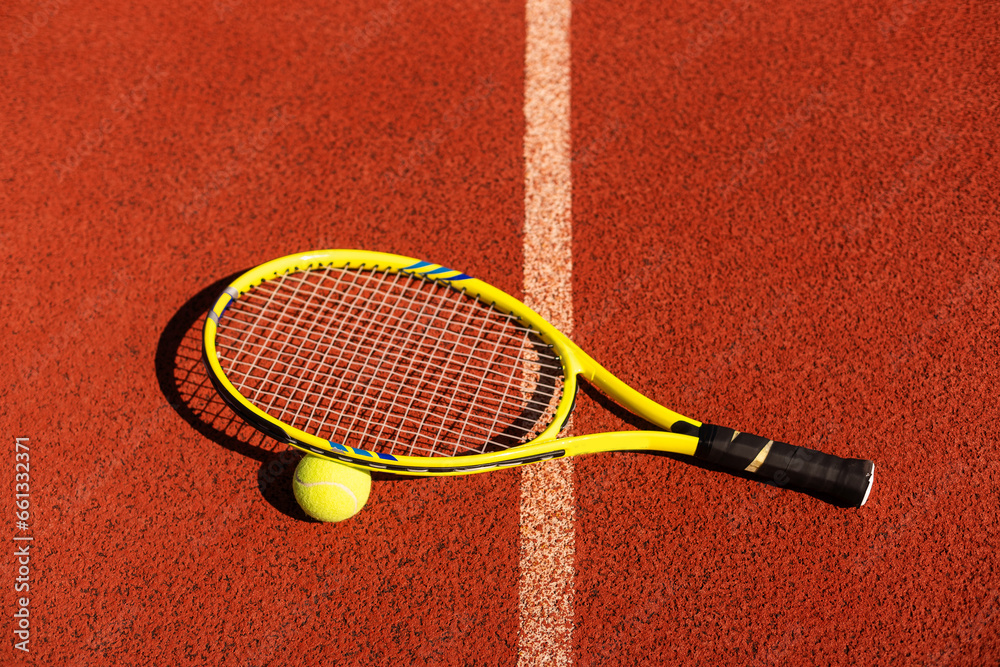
[519,0,575,664]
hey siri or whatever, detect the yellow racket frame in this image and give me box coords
[203,249,701,475]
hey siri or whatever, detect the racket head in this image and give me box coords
[202,250,585,474]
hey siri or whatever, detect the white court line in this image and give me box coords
[519,0,575,665]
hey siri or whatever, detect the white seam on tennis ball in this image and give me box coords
[294,474,358,514]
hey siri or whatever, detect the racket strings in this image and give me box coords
[325,266,481,454]
[220,280,562,377]
[353,269,465,452]
[214,306,563,389]
[307,266,559,455]
[214,265,565,457]
[215,279,562,423]
[413,282,517,455]
[260,266,366,420]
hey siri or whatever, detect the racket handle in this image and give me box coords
[695,424,874,507]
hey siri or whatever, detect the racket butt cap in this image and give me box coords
[820,456,875,507]
[858,460,875,506]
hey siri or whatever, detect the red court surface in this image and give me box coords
[2,0,998,665]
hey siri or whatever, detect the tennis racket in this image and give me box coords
[202,250,874,507]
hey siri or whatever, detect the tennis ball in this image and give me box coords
[292,456,371,522]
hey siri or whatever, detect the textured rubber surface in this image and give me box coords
[2,0,998,664]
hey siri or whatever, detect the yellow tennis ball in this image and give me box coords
[292,456,371,522]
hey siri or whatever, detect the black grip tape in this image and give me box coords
[695,423,874,507]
